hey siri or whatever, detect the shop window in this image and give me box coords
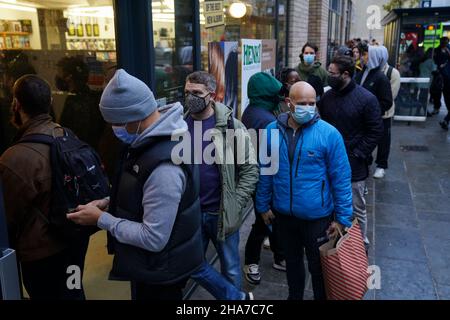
[151,0,195,105]
[0,1,118,175]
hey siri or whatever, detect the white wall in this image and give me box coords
[0,7,41,49]
[350,0,389,44]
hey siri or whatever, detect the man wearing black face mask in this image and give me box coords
[318,56,383,253]
[184,71,259,300]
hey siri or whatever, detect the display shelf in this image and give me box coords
[0,32,31,36]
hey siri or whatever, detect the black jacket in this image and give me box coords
[318,80,384,182]
[355,67,393,114]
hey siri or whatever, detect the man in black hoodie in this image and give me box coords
[355,45,393,179]
[319,55,383,251]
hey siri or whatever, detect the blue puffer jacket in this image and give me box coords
[255,113,353,228]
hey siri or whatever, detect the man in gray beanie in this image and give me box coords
[67,69,203,300]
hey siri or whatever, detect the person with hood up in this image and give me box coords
[297,43,328,89]
[256,81,353,300]
[241,72,286,286]
[355,45,393,179]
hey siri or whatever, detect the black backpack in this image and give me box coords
[17,127,110,241]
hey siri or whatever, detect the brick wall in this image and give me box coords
[287,0,309,68]
[308,0,329,66]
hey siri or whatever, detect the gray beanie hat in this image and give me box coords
[99,69,157,123]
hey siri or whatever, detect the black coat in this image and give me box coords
[355,67,393,114]
[318,80,384,182]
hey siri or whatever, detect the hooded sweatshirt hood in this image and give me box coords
[248,72,283,111]
[361,46,385,85]
[379,45,389,71]
[132,102,187,148]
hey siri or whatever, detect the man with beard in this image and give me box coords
[318,55,383,253]
[0,75,87,299]
[184,71,259,299]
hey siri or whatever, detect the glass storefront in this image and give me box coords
[327,0,342,64]
[382,7,450,121]
[151,0,194,105]
[0,0,118,173]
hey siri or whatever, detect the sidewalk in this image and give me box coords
[190,111,450,300]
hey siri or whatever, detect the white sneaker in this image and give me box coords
[263,237,270,250]
[373,168,385,179]
[243,264,261,285]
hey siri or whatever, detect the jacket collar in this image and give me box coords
[333,79,356,96]
[13,114,54,142]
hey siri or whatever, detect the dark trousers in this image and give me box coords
[21,238,89,300]
[134,279,187,300]
[244,207,284,265]
[375,118,392,169]
[278,214,332,300]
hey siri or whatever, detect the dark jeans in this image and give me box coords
[278,214,332,300]
[134,279,187,300]
[244,208,284,265]
[375,118,392,169]
[21,238,89,300]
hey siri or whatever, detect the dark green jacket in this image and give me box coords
[298,61,329,86]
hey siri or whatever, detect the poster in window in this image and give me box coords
[241,39,262,114]
[208,41,239,116]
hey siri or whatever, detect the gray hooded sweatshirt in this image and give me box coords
[98,102,188,252]
[360,45,385,85]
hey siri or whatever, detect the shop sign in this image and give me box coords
[241,39,262,113]
[204,0,224,29]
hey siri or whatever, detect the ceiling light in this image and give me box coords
[229,2,247,19]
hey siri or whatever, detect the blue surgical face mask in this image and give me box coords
[112,122,141,145]
[291,104,316,125]
[304,54,315,65]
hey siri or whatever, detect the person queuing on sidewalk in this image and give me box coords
[184,71,259,300]
[67,69,204,300]
[0,75,87,300]
[256,81,353,300]
[319,55,383,252]
[278,68,301,113]
[376,45,401,177]
[297,43,328,90]
[355,44,393,179]
[434,36,450,130]
[241,72,286,286]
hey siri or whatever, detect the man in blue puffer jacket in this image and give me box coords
[256,81,353,300]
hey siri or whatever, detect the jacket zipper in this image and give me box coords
[279,125,293,216]
[294,130,304,178]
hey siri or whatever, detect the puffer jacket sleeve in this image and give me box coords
[255,123,275,214]
[326,128,353,227]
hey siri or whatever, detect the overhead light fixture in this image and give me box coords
[229,2,247,19]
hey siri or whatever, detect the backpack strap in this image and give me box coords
[387,66,393,81]
[14,134,55,146]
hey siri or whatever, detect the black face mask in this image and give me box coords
[328,74,345,90]
[185,92,210,114]
[55,75,69,91]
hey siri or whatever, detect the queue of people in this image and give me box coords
[0,37,446,301]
